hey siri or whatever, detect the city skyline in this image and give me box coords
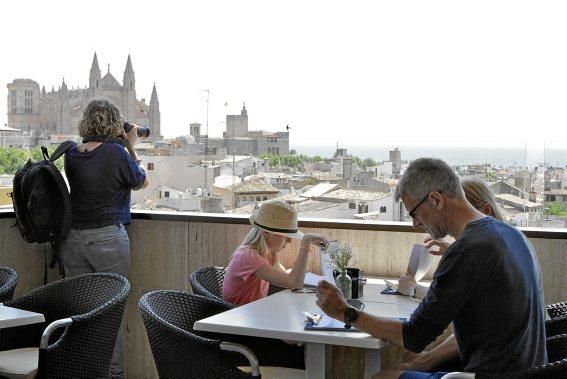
[1,1,567,149]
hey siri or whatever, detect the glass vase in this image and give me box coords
[335,269,352,299]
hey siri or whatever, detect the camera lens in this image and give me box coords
[136,126,150,138]
[123,122,150,138]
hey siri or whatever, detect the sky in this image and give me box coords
[1,0,567,152]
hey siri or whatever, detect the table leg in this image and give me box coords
[363,348,382,379]
[305,343,332,379]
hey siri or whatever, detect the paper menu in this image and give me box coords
[406,244,433,281]
[304,272,324,287]
[319,241,338,284]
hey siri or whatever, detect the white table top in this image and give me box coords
[0,304,45,329]
[361,279,429,306]
[194,288,418,349]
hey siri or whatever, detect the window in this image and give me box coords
[380,206,387,213]
[263,197,267,200]
[164,191,170,198]
[147,163,154,170]
[349,202,356,209]
[256,196,261,201]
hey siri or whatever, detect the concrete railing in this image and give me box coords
[1,209,565,378]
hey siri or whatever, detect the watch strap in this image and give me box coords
[343,306,359,329]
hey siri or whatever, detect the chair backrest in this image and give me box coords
[0,267,17,303]
[546,314,567,338]
[189,266,286,308]
[189,266,237,308]
[0,273,130,378]
[547,333,567,364]
[547,301,567,319]
[139,290,251,378]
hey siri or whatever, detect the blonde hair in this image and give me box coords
[78,99,123,138]
[240,227,275,264]
[461,177,503,221]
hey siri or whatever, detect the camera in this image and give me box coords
[123,121,150,138]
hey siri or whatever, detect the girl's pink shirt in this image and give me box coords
[222,246,271,305]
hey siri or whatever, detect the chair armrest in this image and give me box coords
[40,318,73,349]
[442,373,475,379]
[220,342,260,377]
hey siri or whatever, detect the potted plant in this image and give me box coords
[328,242,356,299]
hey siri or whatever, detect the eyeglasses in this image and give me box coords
[408,191,443,218]
[408,193,431,219]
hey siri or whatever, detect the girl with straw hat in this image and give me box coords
[223,200,329,305]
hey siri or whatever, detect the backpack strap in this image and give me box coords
[82,135,128,147]
[46,141,77,162]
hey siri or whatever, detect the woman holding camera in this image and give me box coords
[60,99,148,378]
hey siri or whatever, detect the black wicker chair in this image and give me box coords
[189,266,235,307]
[0,273,130,378]
[0,267,18,303]
[444,333,567,378]
[547,301,567,319]
[546,314,567,337]
[189,266,304,369]
[189,266,286,307]
[139,290,261,378]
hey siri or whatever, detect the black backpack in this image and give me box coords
[10,141,77,279]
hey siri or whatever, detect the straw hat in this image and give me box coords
[249,201,304,239]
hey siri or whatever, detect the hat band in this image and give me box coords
[254,220,298,234]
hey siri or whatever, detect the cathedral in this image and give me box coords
[6,53,161,139]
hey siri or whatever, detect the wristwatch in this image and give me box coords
[409,284,418,298]
[343,306,359,329]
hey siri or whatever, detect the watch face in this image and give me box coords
[344,307,358,323]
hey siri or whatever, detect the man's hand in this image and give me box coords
[397,275,417,296]
[423,235,450,256]
[315,280,348,320]
[397,351,439,371]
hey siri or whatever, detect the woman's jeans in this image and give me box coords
[60,224,130,378]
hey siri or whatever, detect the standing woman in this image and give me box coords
[223,200,328,305]
[60,99,148,378]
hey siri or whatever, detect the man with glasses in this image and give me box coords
[316,158,547,378]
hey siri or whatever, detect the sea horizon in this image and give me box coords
[291,143,567,168]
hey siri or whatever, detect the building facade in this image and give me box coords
[6,53,161,140]
[200,104,289,156]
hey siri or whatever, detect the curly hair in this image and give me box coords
[78,99,123,138]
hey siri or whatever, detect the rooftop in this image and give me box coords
[316,188,390,201]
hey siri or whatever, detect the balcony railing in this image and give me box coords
[1,209,565,378]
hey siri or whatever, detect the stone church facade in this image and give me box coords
[6,52,161,140]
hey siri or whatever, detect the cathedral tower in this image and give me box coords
[148,83,161,139]
[121,54,137,121]
[122,54,135,90]
[89,52,101,89]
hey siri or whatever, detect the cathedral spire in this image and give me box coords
[150,82,159,106]
[241,102,247,116]
[123,54,135,90]
[89,52,101,89]
[148,82,161,139]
